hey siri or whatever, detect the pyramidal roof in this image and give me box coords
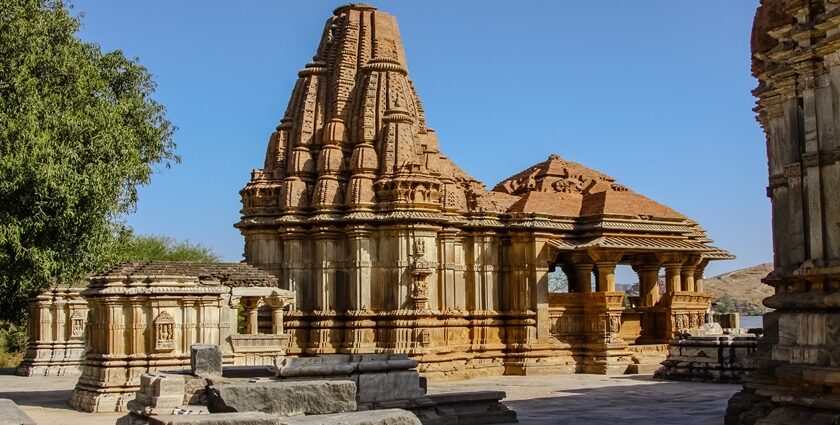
[493,154,686,220]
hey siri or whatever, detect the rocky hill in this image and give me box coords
[703,263,774,315]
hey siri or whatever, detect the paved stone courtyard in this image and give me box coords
[0,368,739,424]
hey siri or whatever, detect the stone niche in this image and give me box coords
[236,3,734,380]
[67,261,295,413]
[16,283,88,377]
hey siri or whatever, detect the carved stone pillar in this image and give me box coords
[346,226,373,311]
[694,260,708,293]
[664,263,682,293]
[594,263,617,292]
[265,297,286,335]
[573,264,594,293]
[51,297,66,342]
[242,298,263,335]
[635,265,661,307]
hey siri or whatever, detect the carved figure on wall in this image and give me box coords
[154,311,175,352]
[414,238,426,256]
[70,311,85,339]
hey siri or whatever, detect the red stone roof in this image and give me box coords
[494,154,686,220]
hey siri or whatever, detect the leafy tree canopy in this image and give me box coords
[0,0,177,323]
[117,234,219,263]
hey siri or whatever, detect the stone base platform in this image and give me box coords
[0,368,741,425]
[656,332,758,384]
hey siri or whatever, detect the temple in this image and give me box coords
[237,3,732,378]
[727,1,840,423]
[65,262,295,412]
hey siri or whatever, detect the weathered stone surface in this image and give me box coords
[15,284,87,378]
[656,333,758,384]
[207,380,356,416]
[277,409,421,425]
[127,373,188,415]
[726,1,840,423]
[0,399,36,425]
[421,391,517,425]
[357,371,425,403]
[191,344,223,377]
[148,412,282,425]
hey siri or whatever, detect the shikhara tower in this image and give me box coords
[238,3,730,377]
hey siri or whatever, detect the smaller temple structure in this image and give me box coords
[16,282,88,377]
[67,262,295,413]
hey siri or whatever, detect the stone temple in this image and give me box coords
[727,1,840,423]
[236,3,732,379]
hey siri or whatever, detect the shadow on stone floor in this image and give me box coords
[0,389,74,410]
[503,382,738,425]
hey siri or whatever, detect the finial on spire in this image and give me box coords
[333,3,377,15]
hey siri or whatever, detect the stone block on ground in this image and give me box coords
[222,365,277,379]
[149,412,282,425]
[357,371,425,403]
[128,373,187,415]
[421,391,517,424]
[0,399,36,425]
[277,409,421,425]
[207,380,356,416]
[276,354,418,378]
[191,344,223,377]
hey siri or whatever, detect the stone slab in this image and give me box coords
[0,399,36,425]
[149,412,281,425]
[277,409,421,425]
[207,380,356,416]
[191,344,222,377]
[357,371,426,403]
[222,366,277,379]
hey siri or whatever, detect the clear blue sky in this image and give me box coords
[72,0,766,281]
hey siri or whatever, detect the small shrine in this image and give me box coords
[66,261,294,412]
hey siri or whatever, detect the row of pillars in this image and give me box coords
[560,256,708,308]
[240,297,287,335]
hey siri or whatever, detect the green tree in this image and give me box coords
[117,234,219,263]
[548,270,569,293]
[0,0,177,324]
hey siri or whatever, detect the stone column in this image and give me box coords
[243,298,262,335]
[52,296,66,343]
[681,256,702,292]
[595,263,617,292]
[573,264,594,293]
[664,263,682,293]
[265,298,286,335]
[346,226,372,311]
[635,265,661,307]
[694,260,708,293]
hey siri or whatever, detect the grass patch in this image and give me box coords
[0,351,22,368]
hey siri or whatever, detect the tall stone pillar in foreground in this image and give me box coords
[727,1,840,423]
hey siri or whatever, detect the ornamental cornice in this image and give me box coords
[83,286,230,296]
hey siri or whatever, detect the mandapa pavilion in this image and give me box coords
[236,3,733,379]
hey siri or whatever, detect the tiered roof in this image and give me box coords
[238,4,732,261]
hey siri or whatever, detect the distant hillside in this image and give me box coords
[703,263,774,315]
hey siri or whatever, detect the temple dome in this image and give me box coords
[493,154,686,220]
